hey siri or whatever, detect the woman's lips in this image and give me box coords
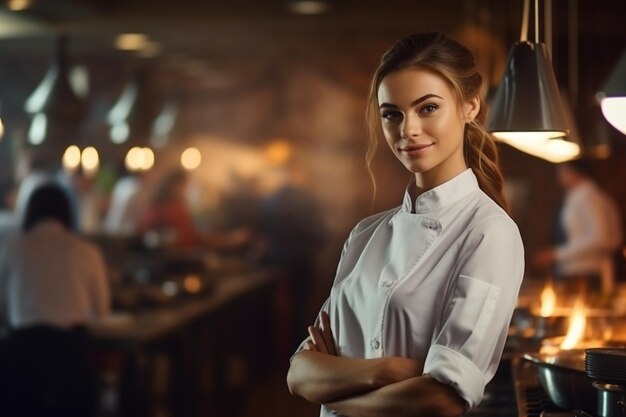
[399,143,433,157]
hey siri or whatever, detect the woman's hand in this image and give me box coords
[304,311,336,355]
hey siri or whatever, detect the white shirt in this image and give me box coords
[555,180,623,279]
[300,169,525,414]
[102,176,143,236]
[0,220,111,329]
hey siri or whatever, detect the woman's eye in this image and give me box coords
[381,111,401,121]
[420,104,438,114]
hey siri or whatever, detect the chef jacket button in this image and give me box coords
[371,338,380,350]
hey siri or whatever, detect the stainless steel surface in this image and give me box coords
[593,382,626,417]
[523,350,598,414]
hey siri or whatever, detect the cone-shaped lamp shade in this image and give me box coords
[24,36,86,150]
[107,69,160,146]
[597,51,626,135]
[487,41,569,141]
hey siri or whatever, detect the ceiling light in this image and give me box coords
[24,36,86,150]
[181,147,202,171]
[597,51,626,135]
[487,41,569,140]
[108,68,160,145]
[62,145,81,171]
[487,0,577,162]
[115,33,149,51]
[286,0,331,15]
[7,0,32,11]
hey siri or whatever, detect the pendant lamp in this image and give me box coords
[597,51,626,135]
[487,0,577,161]
[107,67,160,147]
[24,35,86,154]
[150,98,180,149]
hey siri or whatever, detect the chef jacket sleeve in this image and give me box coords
[423,214,525,410]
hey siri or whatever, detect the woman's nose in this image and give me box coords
[401,114,422,138]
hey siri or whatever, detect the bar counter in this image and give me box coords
[88,267,287,417]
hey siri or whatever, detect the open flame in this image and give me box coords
[540,278,557,317]
[560,299,587,350]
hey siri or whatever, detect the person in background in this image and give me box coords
[102,167,148,237]
[139,168,251,250]
[287,32,524,417]
[0,182,110,417]
[258,161,327,351]
[533,159,623,293]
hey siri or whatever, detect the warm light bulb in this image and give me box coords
[0,116,4,140]
[286,0,331,14]
[7,0,32,11]
[141,147,155,170]
[62,145,81,171]
[181,147,202,170]
[126,147,155,171]
[600,97,626,135]
[264,139,292,166]
[81,146,99,173]
[114,33,149,51]
[125,146,143,171]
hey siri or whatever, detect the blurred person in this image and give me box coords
[139,168,251,250]
[0,182,110,417]
[58,167,105,235]
[286,32,524,417]
[533,159,623,293]
[102,167,149,237]
[258,161,327,350]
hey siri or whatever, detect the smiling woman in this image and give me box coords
[377,68,479,189]
[286,32,525,417]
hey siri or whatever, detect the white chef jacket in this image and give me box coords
[555,180,622,280]
[0,220,111,329]
[298,168,525,415]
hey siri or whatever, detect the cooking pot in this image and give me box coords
[523,349,598,414]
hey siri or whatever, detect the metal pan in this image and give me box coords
[523,349,597,414]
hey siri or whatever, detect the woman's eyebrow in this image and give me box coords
[379,93,443,109]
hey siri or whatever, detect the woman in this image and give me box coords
[0,182,110,417]
[286,32,524,417]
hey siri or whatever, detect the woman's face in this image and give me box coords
[377,67,479,188]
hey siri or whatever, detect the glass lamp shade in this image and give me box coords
[598,51,626,135]
[487,41,569,140]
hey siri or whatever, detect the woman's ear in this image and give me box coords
[463,96,480,122]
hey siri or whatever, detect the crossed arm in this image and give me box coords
[286,312,466,417]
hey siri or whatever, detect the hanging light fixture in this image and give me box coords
[24,35,87,154]
[107,66,160,146]
[150,98,180,149]
[597,51,626,135]
[487,0,579,162]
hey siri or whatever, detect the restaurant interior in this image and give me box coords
[0,0,626,416]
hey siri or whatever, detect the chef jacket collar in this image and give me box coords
[402,168,480,214]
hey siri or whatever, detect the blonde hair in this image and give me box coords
[365,32,509,213]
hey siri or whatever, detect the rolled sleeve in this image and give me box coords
[423,344,486,409]
[425,215,525,410]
